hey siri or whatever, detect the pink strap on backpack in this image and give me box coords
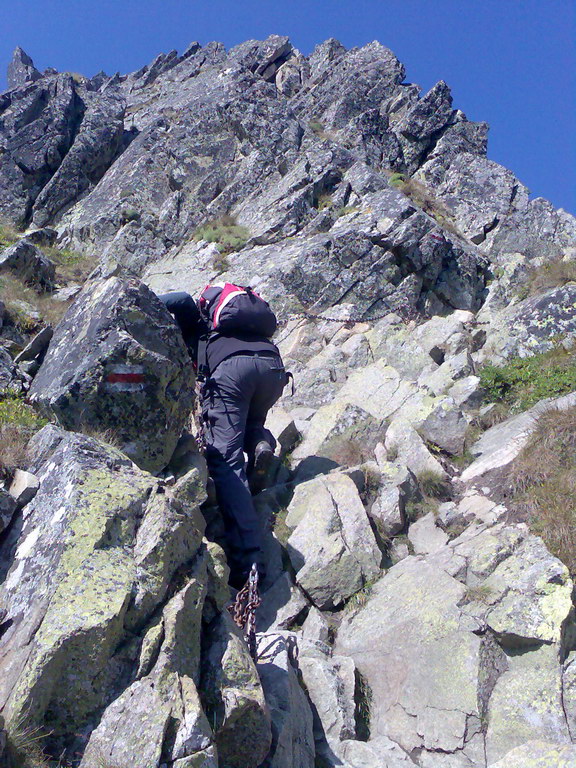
[212,283,246,329]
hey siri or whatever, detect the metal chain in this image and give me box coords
[192,378,207,453]
[228,564,261,661]
[298,302,418,326]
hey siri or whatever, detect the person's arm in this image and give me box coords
[158,291,202,362]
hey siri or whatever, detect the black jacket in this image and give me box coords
[159,291,279,375]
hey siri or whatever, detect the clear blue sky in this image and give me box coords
[2,0,575,214]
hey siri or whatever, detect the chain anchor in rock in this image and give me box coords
[229,563,261,661]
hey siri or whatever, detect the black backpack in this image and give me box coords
[198,282,277,337]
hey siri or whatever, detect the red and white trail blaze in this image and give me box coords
[104,364,146,392]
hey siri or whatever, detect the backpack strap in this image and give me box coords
[196,331,211,380]
[212,283,246,329]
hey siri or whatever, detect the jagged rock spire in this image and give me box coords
[7,46,41,90]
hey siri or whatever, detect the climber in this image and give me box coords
[159,286,288,589]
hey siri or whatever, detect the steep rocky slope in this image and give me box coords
[1,36,576,768]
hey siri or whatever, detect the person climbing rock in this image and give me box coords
[159,285,288,589]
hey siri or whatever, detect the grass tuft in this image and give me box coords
[336,205,360,218]
[405,497,440,523]
[524,259,576,297]
[354,669,373,742]
[193,215,249,257]
[345,576,380,614]
[509,407,576,575]
[44,246,96,285]
[387,173,462,236]
[3,715,52,768]
[416,469,451,499]
[462,584,494,604]
[0,275,68,331]
[0,392,47,478]
[315,193,333,212]
[0,220,21,249]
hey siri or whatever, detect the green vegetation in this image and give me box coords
[0,392,47,477]
[509,407,576,575]
[193,214,250,256]
[2,714,55,768]
[405,497,440,522]
[120,208,140,225]
[0,244,93,332]
[345,575,380,613]
[211,252,230,275]
[479,346,576,413]
[388,171,406,188]
[523,259,576,297]
[271,506,292,547]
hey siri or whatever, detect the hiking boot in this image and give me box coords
[249,440,274,494]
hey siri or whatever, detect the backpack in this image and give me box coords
[198,282,277,338]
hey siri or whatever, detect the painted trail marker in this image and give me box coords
[104,364,146,392]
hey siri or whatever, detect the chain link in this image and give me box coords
[228,564,261,661]
[192,378,207,453]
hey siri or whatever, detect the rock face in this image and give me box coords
[284,473,381,609]
[0,425,214,764]
[0,239,56,288]
[336,525,575,766]
[1,32,576,768]
[29,277,194,472]
[7,47,41,90]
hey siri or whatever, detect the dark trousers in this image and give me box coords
[202,352,287,580]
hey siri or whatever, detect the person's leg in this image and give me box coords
[244,356,288,488]
[202,356,262,585]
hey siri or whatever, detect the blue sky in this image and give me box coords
[2,0,575,213]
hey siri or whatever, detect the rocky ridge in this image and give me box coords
[0,36,576,768]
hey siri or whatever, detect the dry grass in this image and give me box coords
[462,584,495,605]
[405,497,439,522]
[387,173,462,237]
[3,715,51,768]
[78,425,124,450]
[474,403,511,430]
[315,192,333,211]
[0,220,22,249]
[524,259,576,297]
[326,438,373,468]
[417,469,451,499]
[0,274,72,332]
[509,407,576,574]
[44,246,96,285]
